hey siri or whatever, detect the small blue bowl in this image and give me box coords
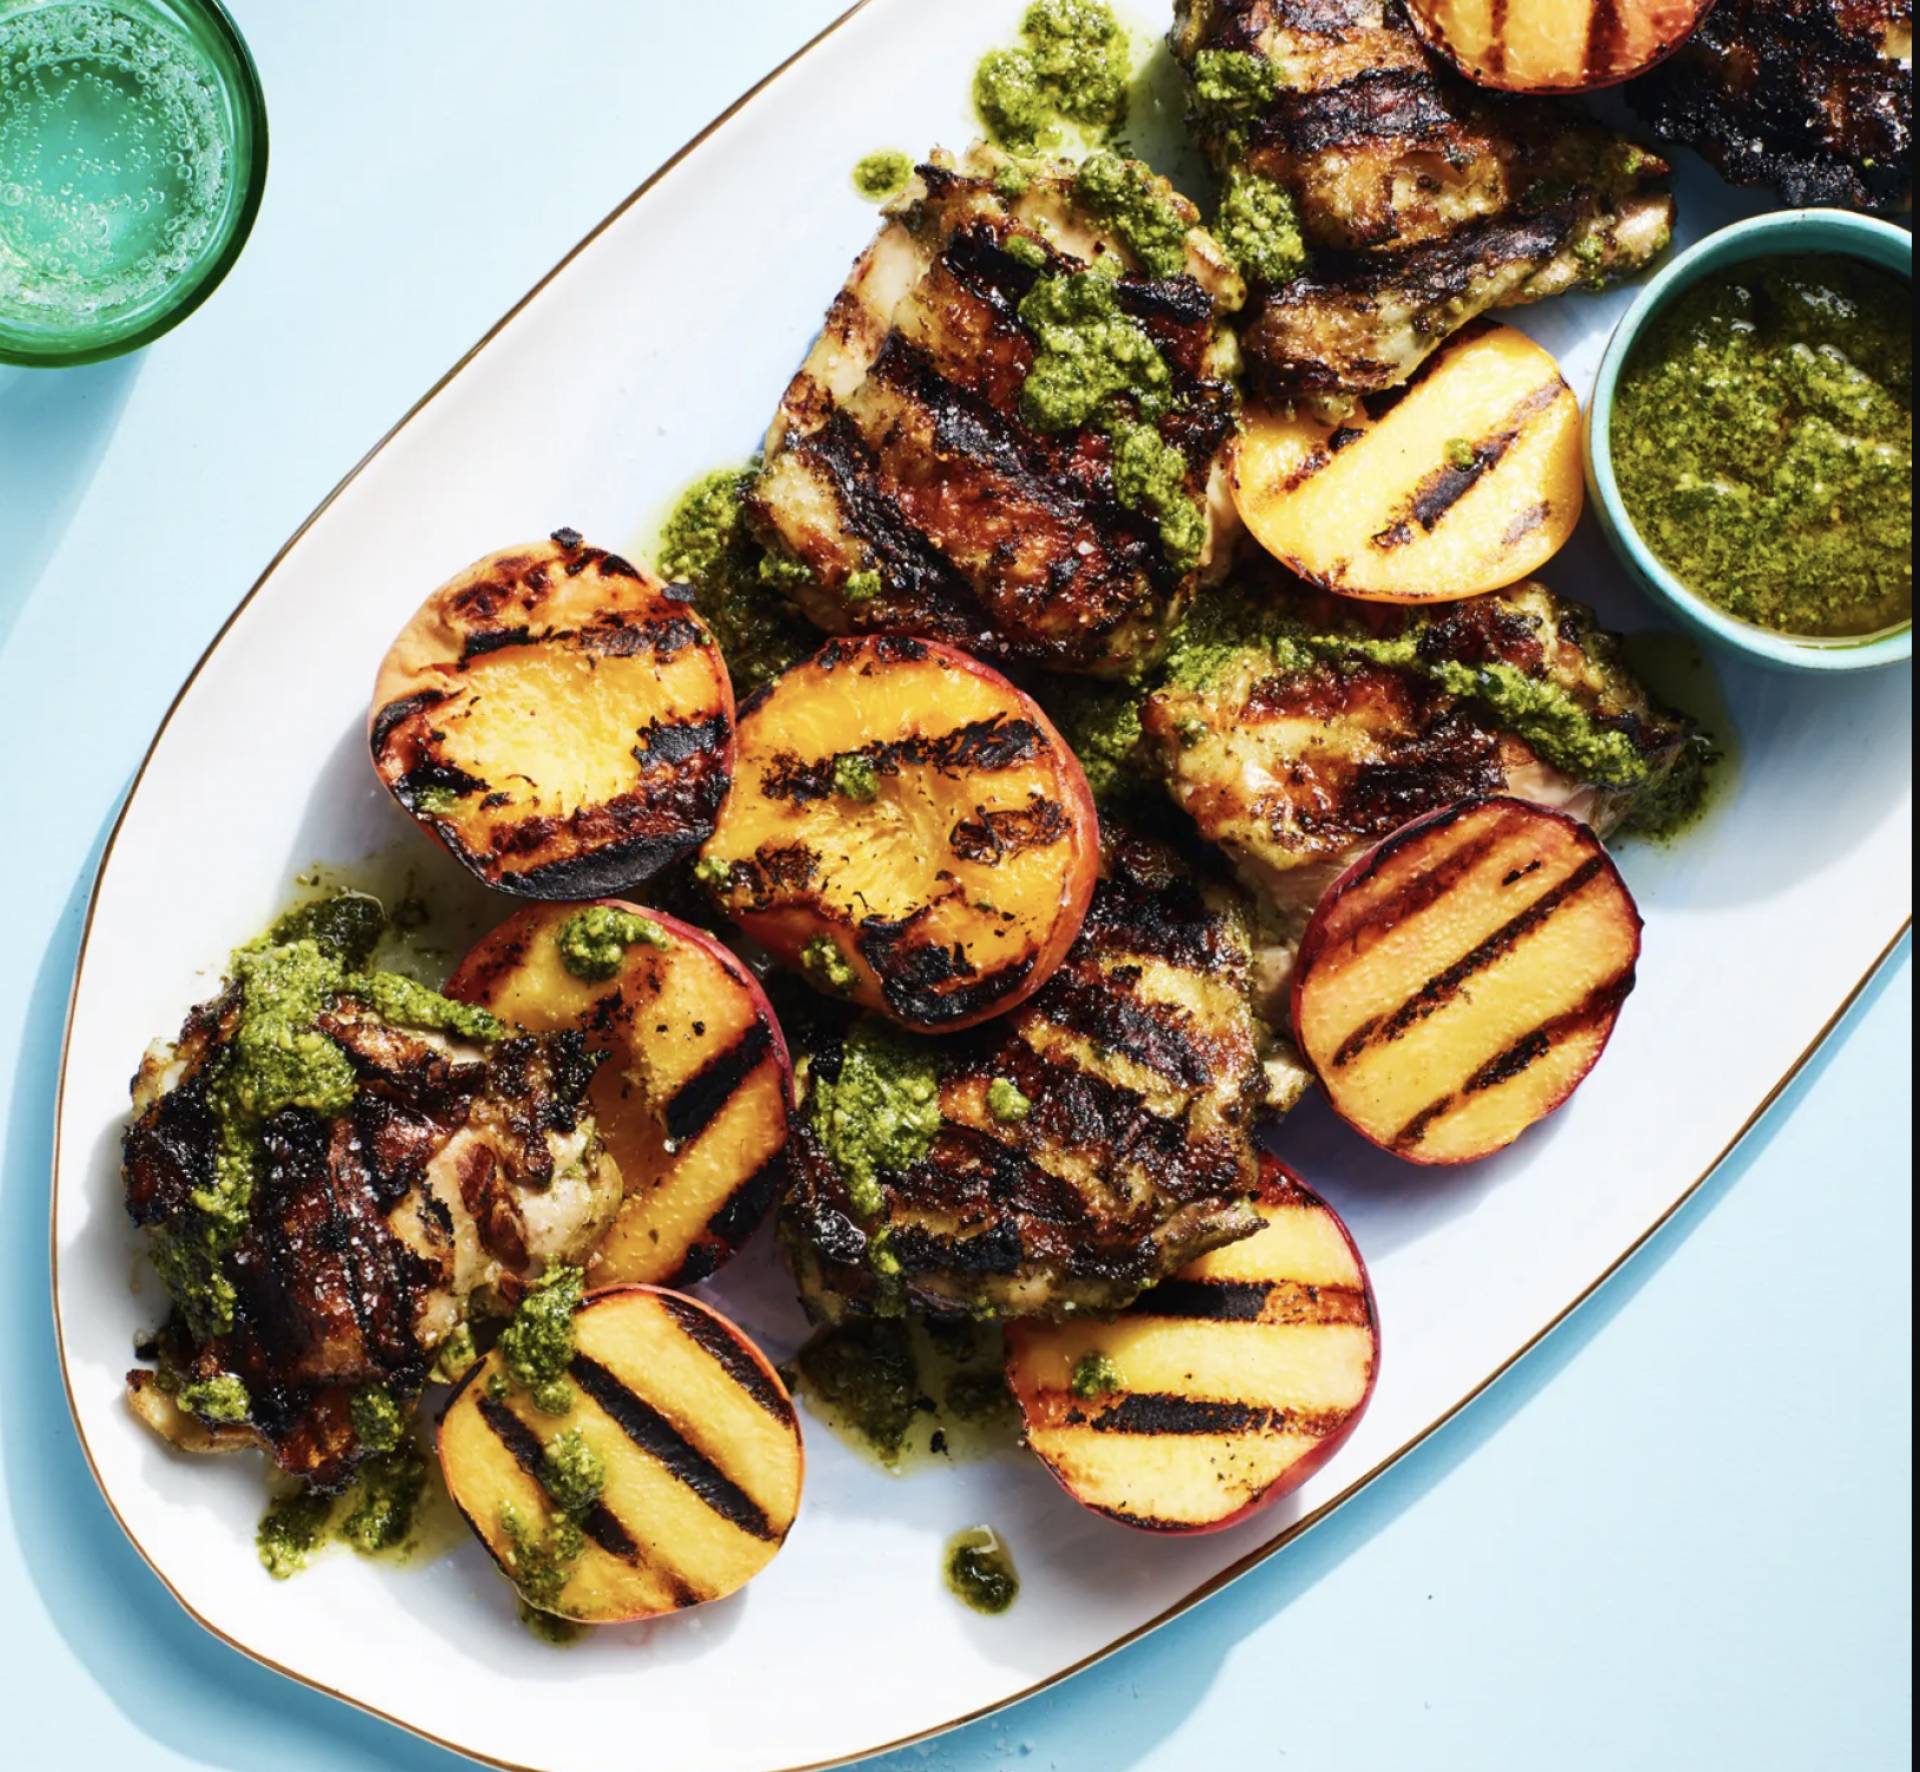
[1587,209,1912,674]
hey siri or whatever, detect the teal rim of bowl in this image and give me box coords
[0,0,269,368]
[1586,208,1913,674]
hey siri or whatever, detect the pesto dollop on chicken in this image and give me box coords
[121,896,620,1491]
[748,143,1247,677]
[780,833,1269,1323]
[1140,576,1710,923]
[1172,0,1675,412]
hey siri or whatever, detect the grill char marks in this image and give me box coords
[779,831,1267,1323]
[655,1293,797,1427]
[1177,0,1674,407]
[121,990,613,1493]
[759,716,1047,805]
[1628,0,1913,213]
[1390,966,1635,1149]
[1375,375,1565,545]
[369,535,734,898]
[569,1354,777,1542]
[702,635,1098,1035]
[1295,795,1644,1163]
[475,1394,648,1568]
[1142,576,1698,912]
[1331,854,1610,1068]
[1004,1160,1382,1531]
[747,146,1241,678]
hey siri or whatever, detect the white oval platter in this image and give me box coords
[51,2,1913,1770]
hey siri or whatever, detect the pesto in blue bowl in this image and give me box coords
[1587,210,1912,673]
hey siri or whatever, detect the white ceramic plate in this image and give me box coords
[51,3,1914,1769]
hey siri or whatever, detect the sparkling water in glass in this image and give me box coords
[0,0,264,364]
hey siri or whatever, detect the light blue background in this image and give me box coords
[1,5,1909,1768]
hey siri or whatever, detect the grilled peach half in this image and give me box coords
[1006,1159,1379,1533]
[1409,0,1712,93]
[1293,797,1642,1166]
[1233,322,1583,603]
[447,903,792,1287]
[370,530,735,898]
[439,1286,803,1626]
[697,637,1099,1033]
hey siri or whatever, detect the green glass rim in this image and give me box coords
[0,0,269,367]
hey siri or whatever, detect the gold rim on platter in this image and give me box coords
[44,1,1914,1767]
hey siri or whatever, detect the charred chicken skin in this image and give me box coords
[1629,0,1913,213]
[780,831,1268,1324]
[122,910,620,1492]
[749,145,1246,678]
[1141,576,1705,920]
[1172,0,1675,409]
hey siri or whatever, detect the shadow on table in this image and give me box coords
[0,802,472,1772]
[863,936,1911,1772]
[4,795,1904,1772]
[0,357,141,655]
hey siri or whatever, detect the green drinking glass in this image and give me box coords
[0,0,266,366]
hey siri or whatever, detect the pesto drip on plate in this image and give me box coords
[654,466,820,694]
[852,149,914,202]
[974,0,1133,153]
[944,1526,1019,1615]
[1612,255,1912,639]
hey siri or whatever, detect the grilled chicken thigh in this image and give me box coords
[780,832,1267,1323]
[1629,0,1913,212]
[124,964,619,1490]
[1172,0,1675,408]
[1142,578,1701,922]
[750,145,1245,677]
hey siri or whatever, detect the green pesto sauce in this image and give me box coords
[795,1318,921,1465]
[1005,232,1049,272]
[540,1429,608,1520]
[800,936,859,996]
[974,0,1131,153]
[349,1384,405,1455]
[151,899,503,1343]
[255,1446,430,1577]
[1187,47,1277,143]
[176,1372,249,1424]
[1069,1351,1121,1398]
[336,1447,427,1557]
[853,149,914,202]
[257,1491,332,1581]
[944,1526,1019,1615]
[496,1265,585,1415]
[1018,271,1172,433]
[1166,596,1649,792]
[499,1500,586,1622]
[430,1321,479,1385]
[655,467,819,694]
[555,905,667,983]
[1034,676,1147,808]
[261,892,386,969]
[1109,419,1206,573]
[1073,151,1191,280]
[832,753,880,803]
[1017,269,1207,573]
[986,1077,1032,1124]
[1613,256,1912,639]
[1215,168,1305,287]
[806,1019,942,1222]
[792,1318,1014,1470]
[357,971,502,1043]
[1616,633,1737,844]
